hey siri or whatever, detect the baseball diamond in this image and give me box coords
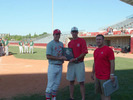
[0,49,133,99]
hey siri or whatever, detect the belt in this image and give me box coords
[54,64,62,65]
[73,61,83,63]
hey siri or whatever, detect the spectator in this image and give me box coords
[121,27,125,34]
[0,38,3,56]
[107,27,113,35]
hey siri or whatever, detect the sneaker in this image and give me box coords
[52,97,56,100]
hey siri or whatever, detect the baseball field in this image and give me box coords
[0,46,133,100]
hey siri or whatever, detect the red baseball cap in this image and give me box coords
[53,29,61,35]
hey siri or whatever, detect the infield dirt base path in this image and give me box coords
[0,55,93,99]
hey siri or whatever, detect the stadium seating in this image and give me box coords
[130,30,133,34]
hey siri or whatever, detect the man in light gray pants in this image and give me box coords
[45,29,67,100]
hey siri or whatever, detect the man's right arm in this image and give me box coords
[47,55,66,60]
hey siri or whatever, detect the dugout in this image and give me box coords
[68,34,133,53]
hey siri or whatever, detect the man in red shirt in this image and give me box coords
[91,34,115,100]
[66,27,88,100]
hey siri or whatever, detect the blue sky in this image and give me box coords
[0,0,133,35]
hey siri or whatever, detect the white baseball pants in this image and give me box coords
[0,46,2,56]
[24,46,28,53]
[46,64,62,93]
[19,46,23,54]
[29,46,33,54]
[5,46,9,56]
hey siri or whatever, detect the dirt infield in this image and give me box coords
[0,55,92,99]
[0,51,133,99]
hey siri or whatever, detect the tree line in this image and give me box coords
[4,32,48,41]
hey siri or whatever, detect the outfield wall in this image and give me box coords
[9,42,66,47]
[9,42,48,46]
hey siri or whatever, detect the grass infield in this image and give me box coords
[2,46,133,100]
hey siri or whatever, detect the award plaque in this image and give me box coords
[62,47,74,60]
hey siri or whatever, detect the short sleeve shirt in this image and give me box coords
[5,40,9,46]
[68,38,88,62]
[0,40,2,46]
[46,40,64,64]
[1,40,5,46]
[30,41,34,46]
[19,42,23,46]
[24,41,28,46]
[94,46,115,80]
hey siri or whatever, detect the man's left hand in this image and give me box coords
[69,58,76,62]
[110,75,115,82]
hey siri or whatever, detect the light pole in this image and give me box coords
[52,0,54,33]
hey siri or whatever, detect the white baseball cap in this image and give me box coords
[71,27,78,32]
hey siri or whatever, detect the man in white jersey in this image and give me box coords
[29,40,34,54]
[19,40,23,54]
[24,40,28,53]
[4,39,9,56]
[45,29,67,100]
[0,38,3,56]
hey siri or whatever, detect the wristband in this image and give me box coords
[110,74,114,76]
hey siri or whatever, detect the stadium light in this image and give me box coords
[52,0,54,33]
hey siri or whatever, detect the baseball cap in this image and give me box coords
[71,27,78,32]
[53,29,61,35]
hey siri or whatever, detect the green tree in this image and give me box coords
[33,33,38,38]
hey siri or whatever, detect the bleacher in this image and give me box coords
[80,16,133,54]
[79,16,133,37]
[34,34,71,44]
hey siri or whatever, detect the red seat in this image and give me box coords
[130,30,133,34]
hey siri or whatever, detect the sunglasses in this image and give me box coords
[71,31,78,34]
[55,33,61,35]
[72,31,78,33]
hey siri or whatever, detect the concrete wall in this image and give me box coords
[105,37,130,48]
[84,36,130,48]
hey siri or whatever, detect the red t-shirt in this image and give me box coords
[94,46,115,80]
[68,38,88,62]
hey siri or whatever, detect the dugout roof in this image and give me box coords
[120,0,133,6]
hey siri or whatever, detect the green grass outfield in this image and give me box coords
[8,46,92,60]
[9,46,47,60]
[3,46,133,100]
